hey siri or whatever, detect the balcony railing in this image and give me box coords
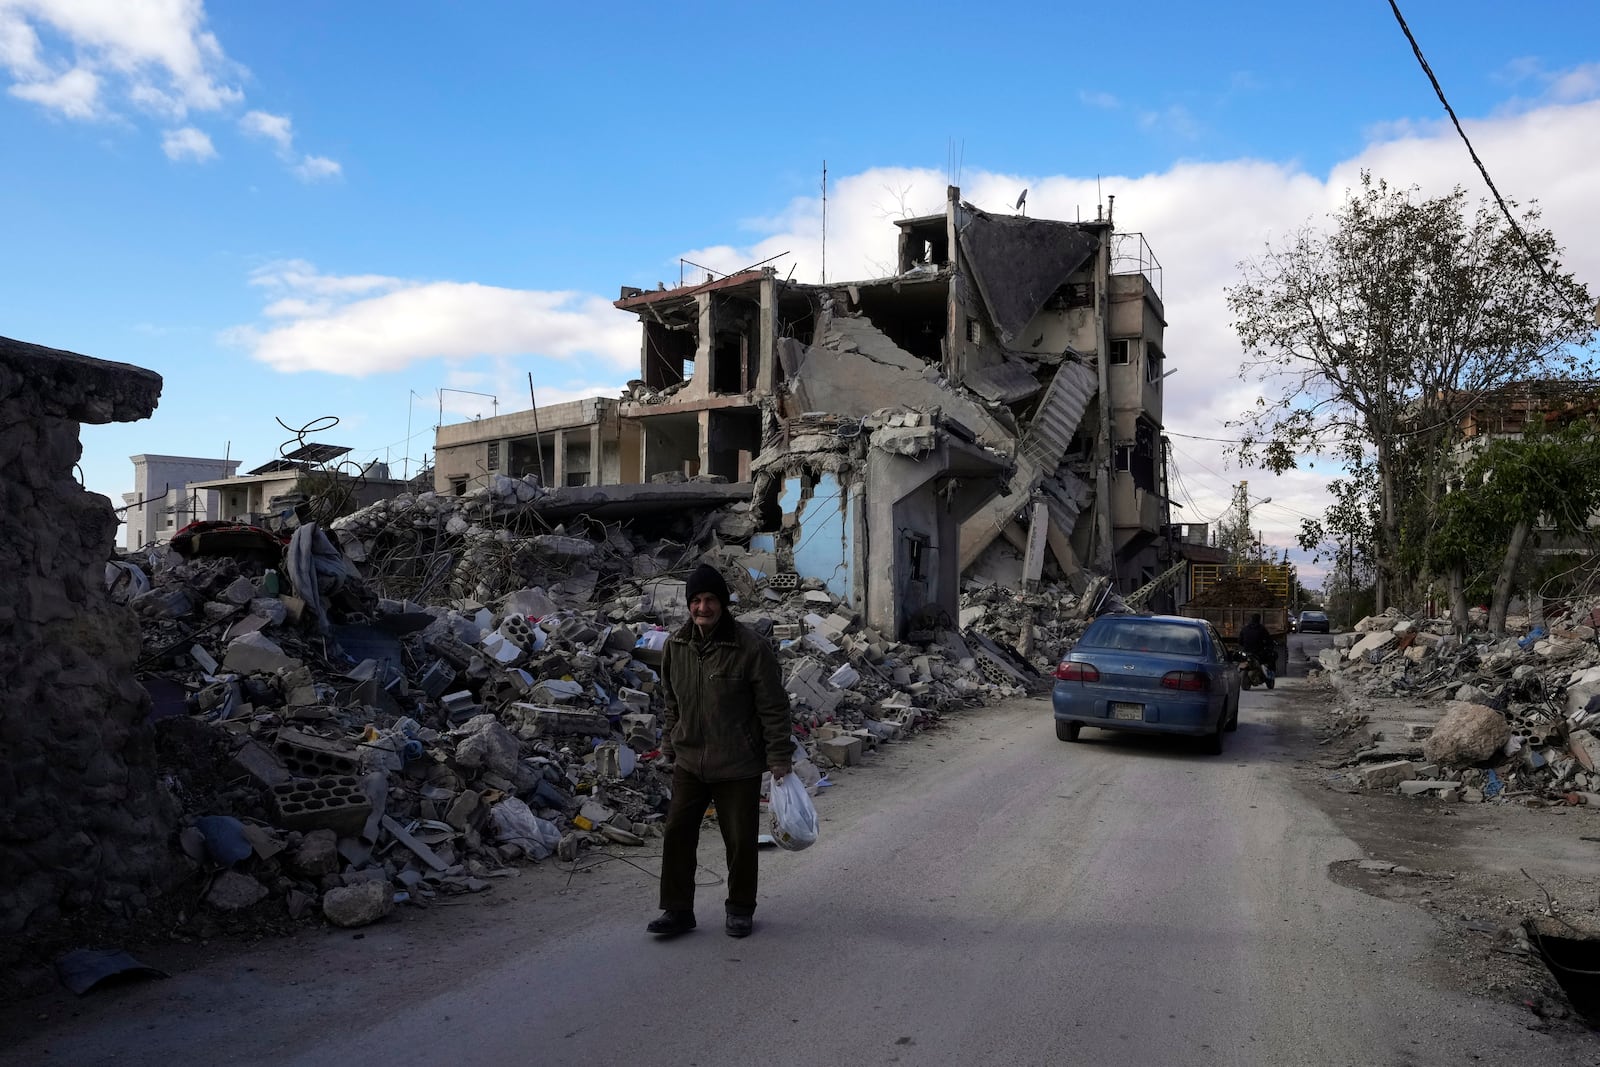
[1111,232,1162,301]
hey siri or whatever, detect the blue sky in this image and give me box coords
[4,1,1599,582]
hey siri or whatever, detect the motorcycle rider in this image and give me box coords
[1238,613,1277,684]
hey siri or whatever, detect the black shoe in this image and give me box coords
[647,910,696,936]
[725,913,753,938]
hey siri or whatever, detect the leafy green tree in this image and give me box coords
[1429,421,1600,633]
[1227,173,1593,612]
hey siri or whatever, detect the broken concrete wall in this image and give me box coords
[954,206,1099,346]
[1014,282,1099,357]
[862,419,1007,638]
[777,309,1015,452]
[778,471,855,606]
[967,537,1027,588]
[877,484,949,636]
[0,336,178,944]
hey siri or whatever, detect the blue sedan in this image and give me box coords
[1052,614,1241,754]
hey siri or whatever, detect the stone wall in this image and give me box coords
[0,336,176,943]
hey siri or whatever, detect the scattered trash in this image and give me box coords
[55,948,169,996]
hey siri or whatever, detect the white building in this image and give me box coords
[122,454,241,550]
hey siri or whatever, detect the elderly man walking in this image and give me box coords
[648,562,793,938]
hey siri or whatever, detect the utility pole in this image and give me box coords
[527,372,547,486]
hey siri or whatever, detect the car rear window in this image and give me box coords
[1078,619,1204,656]
[1302,612,1326,620]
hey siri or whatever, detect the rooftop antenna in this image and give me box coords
[1097,175,1102,221]
[1015,188,1028,217]
[820,160,828,285]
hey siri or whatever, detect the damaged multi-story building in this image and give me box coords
[438,185,1176,636]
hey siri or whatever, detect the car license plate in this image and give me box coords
[1111,702,1143,721]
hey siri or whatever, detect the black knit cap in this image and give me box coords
[685,562,731,607]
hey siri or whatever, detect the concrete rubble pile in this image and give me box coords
[1316,600,1600,807]
[108,480,1035,931]
[958,579,1092,673]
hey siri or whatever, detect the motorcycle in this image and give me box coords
[1235,648,1276,690]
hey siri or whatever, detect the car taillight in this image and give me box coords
[1054,662,1100,682]
[1161,671,1208,692]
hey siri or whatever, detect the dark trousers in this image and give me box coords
[658,767,762,917]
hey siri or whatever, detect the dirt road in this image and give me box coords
[7,677,1597,1065]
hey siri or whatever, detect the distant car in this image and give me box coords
[1052,614,1241,755]
[1297,610,1330,634]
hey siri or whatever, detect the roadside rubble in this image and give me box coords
[107,477,1044,937]
[1313,600,1600,809]
[958,578,1096,673]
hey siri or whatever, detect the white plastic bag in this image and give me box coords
[768,773,819,852]
[488,797,562,860]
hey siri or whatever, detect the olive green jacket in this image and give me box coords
[660,614,792,781]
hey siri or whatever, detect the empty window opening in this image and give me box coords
[854,280,948,363]
[1109,339,1133,365]
[644,319,696,389]
[1132,419,1159,493]
[1047,281,1095,311]
[1146,343,1164,384]
[896,219,950,272]
[712,328,749,394]
[777,295,817,346]
[907,534,928,581]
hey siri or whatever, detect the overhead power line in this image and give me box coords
[1387,0,1586,323]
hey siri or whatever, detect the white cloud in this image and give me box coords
[0,10,44,78]
[1079,90,1119,109]
[161,124,214,161]
[0,0,241,120]
[3,4,342,176]
[1137,104,1202,139]
[1494,57,1600,106]
[293,153,341,182]
[226,260,640,379]
[1549,63,1600,103]
[239,108,293,152]
[8,63,97,117]
[239,110,342,181]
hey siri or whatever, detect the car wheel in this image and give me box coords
[1225,696,1240,732]
[1201,723,1224,755]
[1055,720,1082,743]
[1241,678,1253,691]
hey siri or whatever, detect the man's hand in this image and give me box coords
[770,762,792,782]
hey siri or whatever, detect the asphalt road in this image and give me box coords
[9,674,1583,1066]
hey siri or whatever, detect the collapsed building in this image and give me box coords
[442,186,1179,633]
[4,190,1186,965]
